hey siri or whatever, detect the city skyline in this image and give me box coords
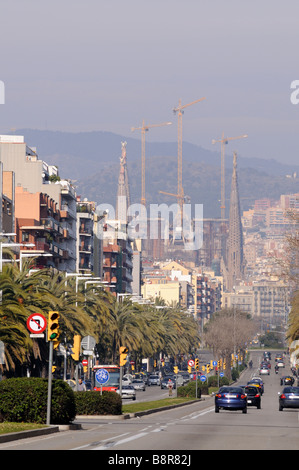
[0,1,299,165]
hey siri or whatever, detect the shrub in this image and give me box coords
[74,390,122,415]
[207,375,230,387]
[0,377,76,425]
[177,381,205,398]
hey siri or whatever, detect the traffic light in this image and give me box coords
[119,346,128,366]
[201,365,205,372]
[188,365,192,373]
[47,311,60,341]
[71,335,81,361]
[195,358,199,371]
[206,364,210,374]
[174,366,178,374]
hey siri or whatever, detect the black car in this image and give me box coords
[280,376,295,386]
[245,385,261,409]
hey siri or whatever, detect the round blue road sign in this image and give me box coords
[95,369,110,384]
[200,375,206,382]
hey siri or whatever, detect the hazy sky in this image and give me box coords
[1,0,299,165]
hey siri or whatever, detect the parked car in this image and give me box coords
[279,386,299,411]
[280,376,295,386]
[161,376,176,389]
[148,375,161,386]
[215,386,247,413]
[116,385,136,400]
[244,385,261,409]
[131,379,146,391]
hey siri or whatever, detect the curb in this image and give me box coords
[0,425,60,444]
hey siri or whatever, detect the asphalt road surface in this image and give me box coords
[1,350,298,452]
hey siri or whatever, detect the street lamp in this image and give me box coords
[0,243,35,272]
[20,252,53,271]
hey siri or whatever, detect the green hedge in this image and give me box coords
[0,377,76,424]
[177,381,205,398]
[74,390,122,415]
[207,375,230,387]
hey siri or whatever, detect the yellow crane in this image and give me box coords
[131,120,172,206]
[212,132,248,219]
[160,97,206,226]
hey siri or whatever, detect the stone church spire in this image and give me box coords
[116,141,131,223]
[224,151,244,291]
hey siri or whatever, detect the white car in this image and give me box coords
[122,376,132,385]
[259,367,270,375]
[277,361,285,368]
[116,385,136,400]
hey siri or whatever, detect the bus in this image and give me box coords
[93,364,120,392]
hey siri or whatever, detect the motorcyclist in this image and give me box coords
[275,364,279,374]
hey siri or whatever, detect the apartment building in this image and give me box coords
[0,135,76,271]
[1,167,14,234]
[192,273,222,323]
[102,220,133,294]
[222,281,289,324]
[76,197,103,277]
[15,187,66,268]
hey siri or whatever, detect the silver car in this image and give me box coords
[131,379,146,391]
[148,375,161,386]
[116,385,136,400]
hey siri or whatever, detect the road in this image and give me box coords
[1,350,299,452]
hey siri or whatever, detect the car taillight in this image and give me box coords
[216,393,222,398]
[255,394,260,398]
[241,394,246,399]
[280,394,286,399]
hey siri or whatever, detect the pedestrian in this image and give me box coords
[167,379,173,396]
[77,378,86,391]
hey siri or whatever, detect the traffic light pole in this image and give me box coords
[46,340,54,425]
[119,365,123,397]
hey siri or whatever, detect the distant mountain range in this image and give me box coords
[12,129,299,218]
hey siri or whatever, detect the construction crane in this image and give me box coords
[159,97,206,226]
[131,120,172,206]
[212,132,248,219]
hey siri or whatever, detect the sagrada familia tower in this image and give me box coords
[222,151,245,292]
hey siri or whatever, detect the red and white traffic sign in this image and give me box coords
[188,359,195,367]
[82,359,88,366]
[27,313,47,334]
